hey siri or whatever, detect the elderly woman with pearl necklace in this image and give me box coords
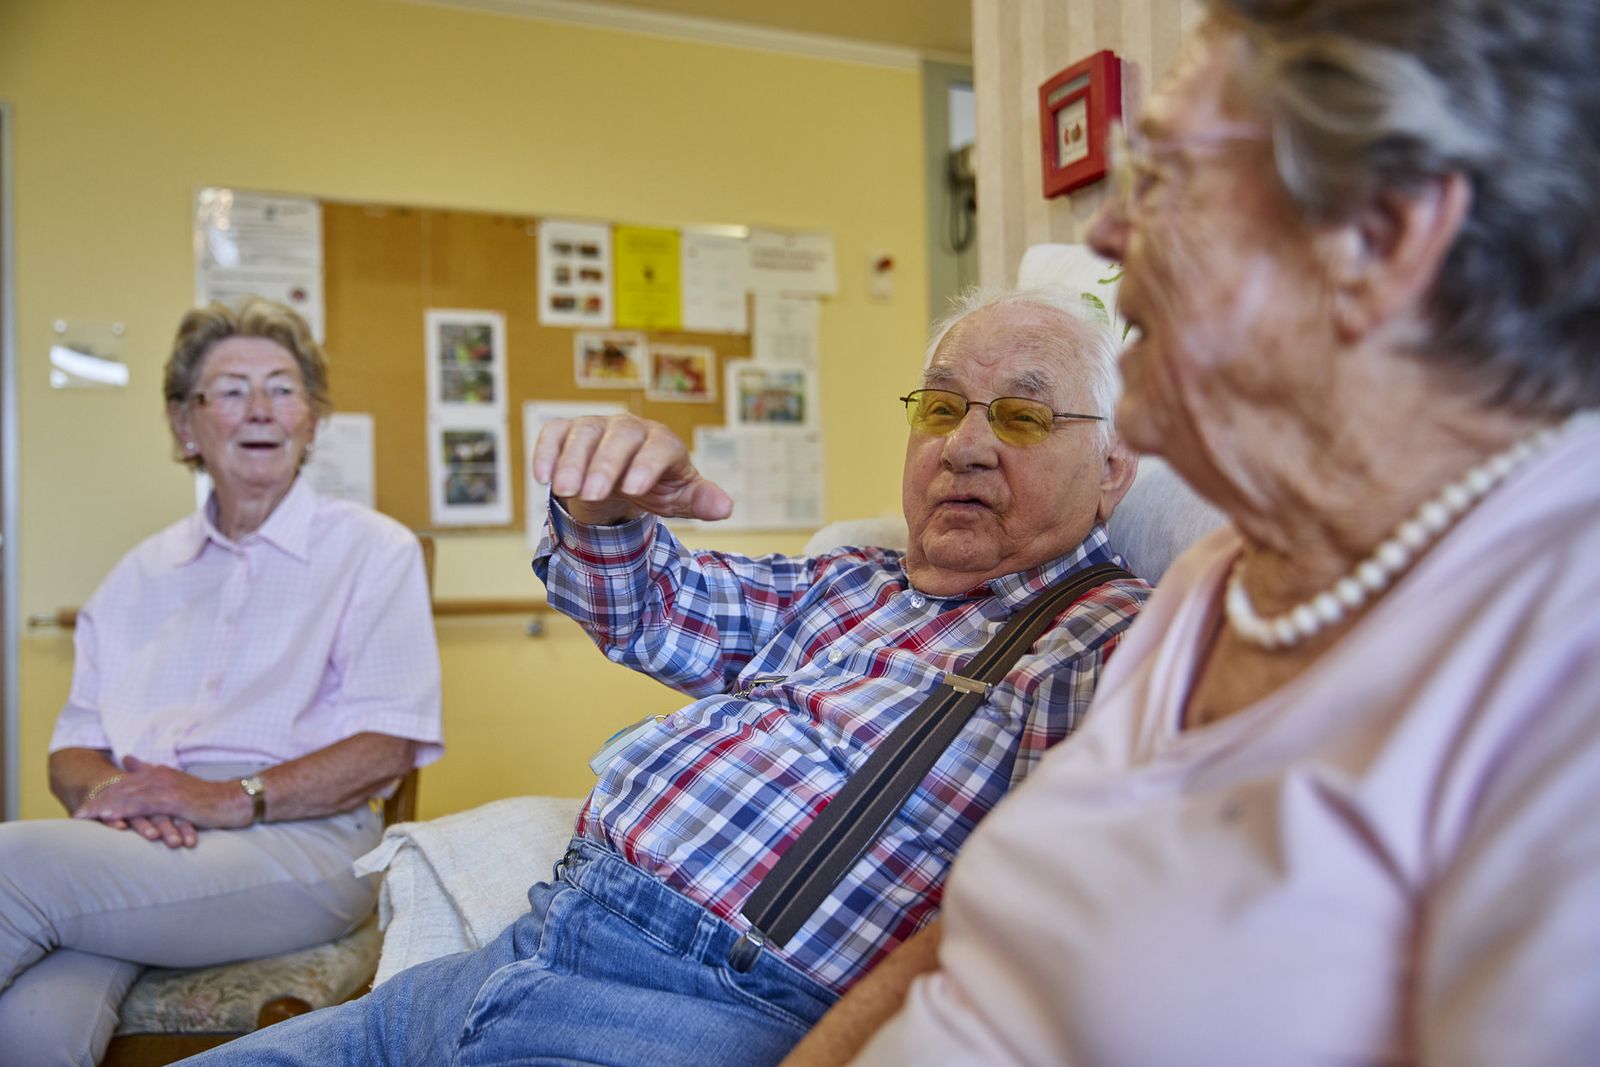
[784,2,1600,1065]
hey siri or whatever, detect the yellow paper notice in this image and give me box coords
[614,226,682,330]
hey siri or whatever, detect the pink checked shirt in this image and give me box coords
[52,478,443,769]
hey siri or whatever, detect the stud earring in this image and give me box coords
[184,441,197,453]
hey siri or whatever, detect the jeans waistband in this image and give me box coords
[554,837,831,998]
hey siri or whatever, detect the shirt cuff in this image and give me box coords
[547,496,658,569]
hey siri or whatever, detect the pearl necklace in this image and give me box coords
[1225,417,1577,651]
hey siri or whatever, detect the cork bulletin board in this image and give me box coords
[321,203,755,532]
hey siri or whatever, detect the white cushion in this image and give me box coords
[1107,455,1227,583]
[354,795,584,986]
[803,516,908,555]
[1016,243,1123,330]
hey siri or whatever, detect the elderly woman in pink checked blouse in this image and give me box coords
[0,299,443,1066]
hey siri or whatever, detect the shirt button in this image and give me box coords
[205,678,220,693]
[828,648,844,664]
[909,593,926,609]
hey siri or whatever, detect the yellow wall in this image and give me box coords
[2,0,931,819]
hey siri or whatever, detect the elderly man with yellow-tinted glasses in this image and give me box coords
[188,286,1148,1067]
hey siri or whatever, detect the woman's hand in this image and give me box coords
[73,755,251,847]
[532,414,733,526]
[121,813,200,849]
[62,734,414,848]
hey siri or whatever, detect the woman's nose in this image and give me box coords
[1086,202,1128,262]
[244,388,273,418]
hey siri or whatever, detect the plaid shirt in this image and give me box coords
[534,504,1148,992]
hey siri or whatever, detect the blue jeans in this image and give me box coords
[182,838,838,1066]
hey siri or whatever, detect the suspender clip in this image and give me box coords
[727,927,766,973]
[941,672,991,697]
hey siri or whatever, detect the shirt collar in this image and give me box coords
[907,523,1120,611]
[169,476,316,566]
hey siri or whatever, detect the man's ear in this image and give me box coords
[1321,171,1473,341]
[1096,440,1139,525]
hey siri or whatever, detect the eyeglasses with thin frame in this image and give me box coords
[1108,122,1271,215]
[191,378,308,418]
[899,388,1104,448]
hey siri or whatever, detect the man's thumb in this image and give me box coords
[690,480,734,521]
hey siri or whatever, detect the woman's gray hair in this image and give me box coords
[1211,0,1600,415]
[923,285,1123,449]
[163,298,331,470]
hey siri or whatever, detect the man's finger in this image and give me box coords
[611,423,689,499]
[530,419,573,485]
[550,418,610,498]
[578,419,651,501]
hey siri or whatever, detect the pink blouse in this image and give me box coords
[52,478,443,769]
[855,416,1600,1066]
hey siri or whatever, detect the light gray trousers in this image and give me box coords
[0,764,383,1067]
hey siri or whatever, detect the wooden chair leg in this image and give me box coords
[257,995,316,1029]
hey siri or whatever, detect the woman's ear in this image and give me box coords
[167,399,192,456]
[1321,171,1473,341]
[1096,441,1140,525]
[299,415,321,467]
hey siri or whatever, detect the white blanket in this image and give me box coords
[353,794,584,986]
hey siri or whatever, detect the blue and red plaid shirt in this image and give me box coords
[533,503,1149,992]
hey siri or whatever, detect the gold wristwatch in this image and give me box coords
[240,775,267,824]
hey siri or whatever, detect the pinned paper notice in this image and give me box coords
[303,414,377,509]
[747,230,837,296]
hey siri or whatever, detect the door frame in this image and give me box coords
[1,100,19,820]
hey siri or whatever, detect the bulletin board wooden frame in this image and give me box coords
[321,203,754,533]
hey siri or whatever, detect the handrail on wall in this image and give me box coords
[432,599,551,637]
[28,600,553,636]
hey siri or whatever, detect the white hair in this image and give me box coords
[922,285,1123,448]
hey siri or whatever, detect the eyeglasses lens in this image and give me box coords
[903,389,1054,447]
[904,389,964,435]
[199,384,305,417]
[988,397,1053,445]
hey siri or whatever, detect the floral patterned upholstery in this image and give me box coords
[114,915,381,1035]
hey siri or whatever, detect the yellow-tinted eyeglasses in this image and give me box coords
[899,388,1104,447]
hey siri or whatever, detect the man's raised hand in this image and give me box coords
[532,414,733,525]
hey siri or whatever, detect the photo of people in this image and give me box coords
[428,423,512,526]
[727,363,815,427]
[436,321,496,404]
[574,332,647,388]
[646,344,716,403]
[442,429,500,505]
[426,309,506,415]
